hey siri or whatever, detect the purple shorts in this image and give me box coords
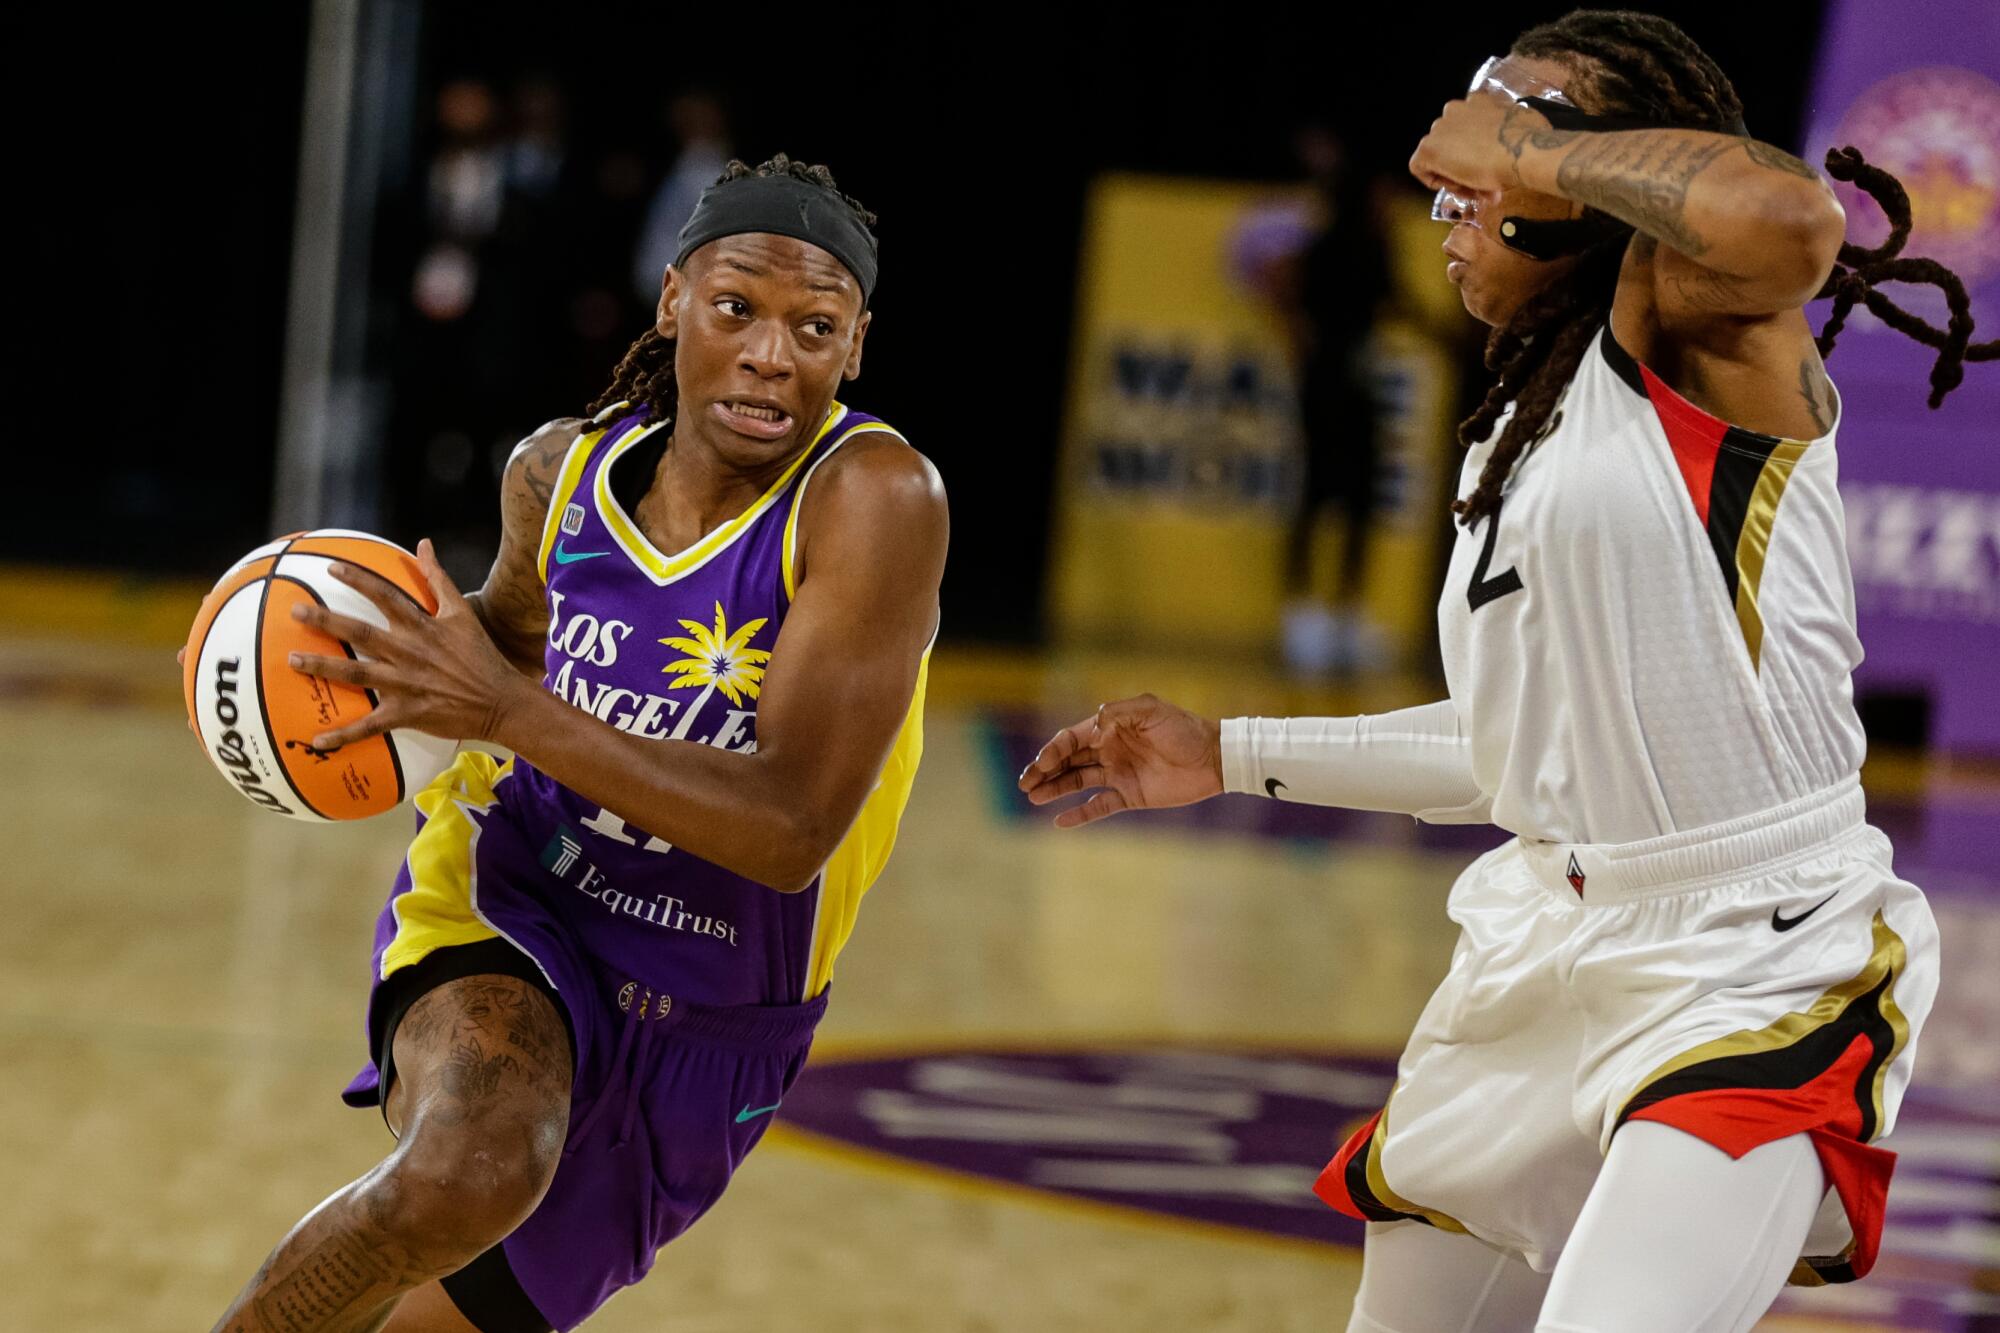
[339,787,826,1330]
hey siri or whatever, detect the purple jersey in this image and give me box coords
[339,399,929,1328]
[492,400,927,1007]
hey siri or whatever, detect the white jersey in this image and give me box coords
[1437,322,1864,846]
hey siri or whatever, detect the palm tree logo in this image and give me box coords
[660,602,771,740]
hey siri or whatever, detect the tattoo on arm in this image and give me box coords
[478,424,579,671]
[1498,105,1581,183]
[1554,129,1735,256]
[511,432,568,511]
[1743,138,1822,182]
[1666,265,1755,313]
[1798,358,1837,435]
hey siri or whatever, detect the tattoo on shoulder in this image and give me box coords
[1743,138,1822,182]
[1798,358,1836,435]
[507,421,581,512]
[1555,129,1734,257]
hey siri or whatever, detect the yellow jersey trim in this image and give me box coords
[381,751,515,979]
[594,402,845,587]
[535,426,611,584]
[781,422,911,600]
[803,641,931,996]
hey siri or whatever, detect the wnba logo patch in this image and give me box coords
[561,503,586,536]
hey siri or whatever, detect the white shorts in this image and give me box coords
[1314,776,1940,1286]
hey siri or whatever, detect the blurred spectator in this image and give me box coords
[413,79,504,322]
[1279,124,1394,677]
[631,93,732,306]
[396,76,604,584]
[505,77,569,201]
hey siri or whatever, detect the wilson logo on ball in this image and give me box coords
[183,530,458,822]
[208,655,294,815]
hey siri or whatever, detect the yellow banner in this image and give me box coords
[1048,174,1460,660]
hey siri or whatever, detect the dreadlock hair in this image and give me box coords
[587,153,879,429]
[1812,147,1999,403]
[1453,10,1996,528]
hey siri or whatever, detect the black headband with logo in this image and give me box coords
[1497,96,1751,261]
[674,173,879,304]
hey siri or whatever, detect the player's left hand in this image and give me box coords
[287,538,528,750]
[1409,92,1539,199]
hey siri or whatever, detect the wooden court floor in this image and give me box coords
[3,626,1993,1331]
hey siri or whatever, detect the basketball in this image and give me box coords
[181,530,460,821]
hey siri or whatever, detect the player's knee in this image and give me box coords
[373,1120,562,1257]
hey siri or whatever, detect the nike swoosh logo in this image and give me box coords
[735,1101,783,1124]
[553,542,608,564]
[1772,893,1837,932]
[1265,778,1287,799]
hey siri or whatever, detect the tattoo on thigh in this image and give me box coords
[440,1039,521,1104]
[399,975,571,1129]
[455,980,528,1032]
[506,1019,560,1072]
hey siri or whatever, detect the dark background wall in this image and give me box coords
[14,3,1826,643]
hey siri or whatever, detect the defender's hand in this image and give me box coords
[1410,92,1540,198]
[1017,694,1223,828]
[286,538,530,751]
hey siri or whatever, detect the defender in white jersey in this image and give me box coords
[1021,12,1990,1332]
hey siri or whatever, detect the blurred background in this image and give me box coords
[5,2,1996,1329]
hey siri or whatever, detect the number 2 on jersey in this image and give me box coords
[1466,497,1524,612]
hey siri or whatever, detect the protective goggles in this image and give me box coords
[1431,55,1750,260]
[1430,56,1574,230]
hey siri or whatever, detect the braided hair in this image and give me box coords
[1812,148,1999,404]
[588,153,879,428]
[1454,9,1996,527]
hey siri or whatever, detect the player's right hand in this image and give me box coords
[1017,694,1223,828]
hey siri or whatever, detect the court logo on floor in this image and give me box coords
[780,1046,1396,1247]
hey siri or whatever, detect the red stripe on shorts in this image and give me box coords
[1626,1032,1896,1280]
[1313,1110,1382,1220]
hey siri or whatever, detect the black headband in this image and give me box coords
[1498,96,1751,260]
[1524,95,1747,139]
[674,173,879,304]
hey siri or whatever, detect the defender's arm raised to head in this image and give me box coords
[1413,91,1845,316]
[1509,116,1844,315]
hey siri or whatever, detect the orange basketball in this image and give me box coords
[182,530,459,821]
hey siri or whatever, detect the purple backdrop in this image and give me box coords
[1803,0,2000,754]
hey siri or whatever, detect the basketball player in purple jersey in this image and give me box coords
[209,157,946,1332]
[1023,13,1991,1332]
